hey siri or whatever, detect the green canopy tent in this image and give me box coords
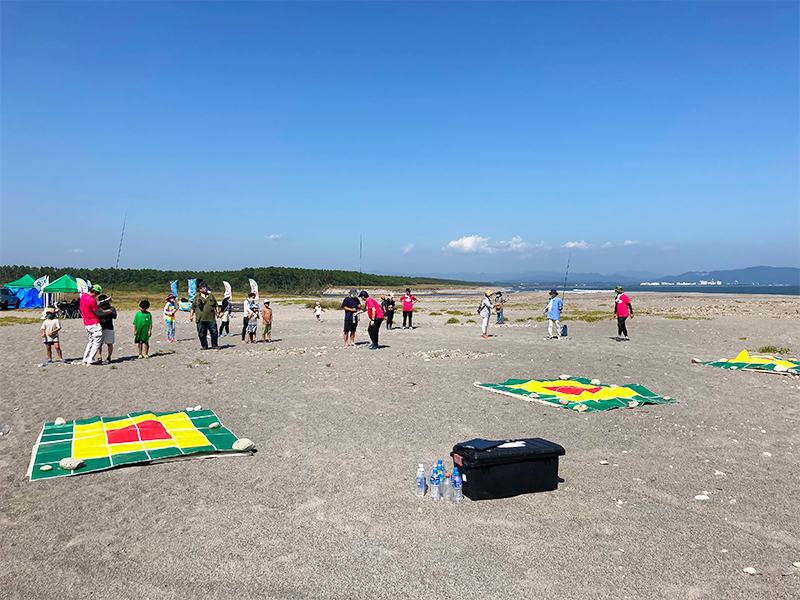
[4,274,37,288]
[43,275,79,294]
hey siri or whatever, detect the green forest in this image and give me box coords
[0,265,480,295]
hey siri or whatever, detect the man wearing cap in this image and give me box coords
[613,286,633,341]
[543,289,563,339]
[261,300,273,343]
[80,284,106,364]
[189,283,220,349]
[341,288,361,347]
[478,289,494,339]
[360,290,384,349]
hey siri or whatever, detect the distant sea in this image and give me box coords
[509,284,799,296]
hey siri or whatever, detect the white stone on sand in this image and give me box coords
[54,417,67,426]
[233,438,255,451]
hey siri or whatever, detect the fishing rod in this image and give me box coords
[561,252,571,304]
[110,213,127,298]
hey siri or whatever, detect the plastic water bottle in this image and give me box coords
[443,473,453,502]
[430,474,441,502]
[415,463,426,497]
[452,468,464,505]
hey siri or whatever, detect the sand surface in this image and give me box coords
[1,291,799,599]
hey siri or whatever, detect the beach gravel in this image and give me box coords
[0,291,798,599]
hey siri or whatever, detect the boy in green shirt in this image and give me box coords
[133,300,153,359]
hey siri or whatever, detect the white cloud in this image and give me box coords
[402,244,414,254]
[623,240,640,246]
[601,242,613,248]
[444,235,549,254]
[563,240,590,249]
[264,234,282,240]
[69,248,83,253]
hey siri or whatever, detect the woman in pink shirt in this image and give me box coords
[400,288,417,329]
[359,290,384,349]
[613,286,633,341]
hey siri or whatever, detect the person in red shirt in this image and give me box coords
[360,290,384,349]
[400,288,418,329]
[613,286,633,341]
[79,284,106,364]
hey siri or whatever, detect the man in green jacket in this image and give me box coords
[189,283,220,349]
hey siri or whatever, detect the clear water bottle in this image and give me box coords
[452,468,464,505]
[430,474,441,502]
[415,463,426,497]
[443,472,453,502]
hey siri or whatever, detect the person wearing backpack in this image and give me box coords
[478,289,494,339]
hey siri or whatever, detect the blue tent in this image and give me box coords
[12,288,44,309]
[3,274,44,309]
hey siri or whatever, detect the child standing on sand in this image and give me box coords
[133,300,153,358]
[219,296,231,336]
[314,301,324,322]
[261,300,273,342]
[163,294,177,342]
[245,300,259,344]
[41,307,64,365]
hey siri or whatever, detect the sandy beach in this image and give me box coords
[1,291,799,599]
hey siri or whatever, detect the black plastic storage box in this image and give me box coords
[451,438,565,500]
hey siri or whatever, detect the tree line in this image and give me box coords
[0,265,481,295]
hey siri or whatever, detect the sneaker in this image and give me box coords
[138,354,144,359]
[60,359,66,363]
[144,355,149,359]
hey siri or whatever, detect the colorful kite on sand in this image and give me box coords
[695,350,799,375]
[475,377,676,412]
[27,409,251,481]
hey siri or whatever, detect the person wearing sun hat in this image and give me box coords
[478,289,494,339]
[613,286,633,341]
[163,294,178,342]
[543,289,563,339]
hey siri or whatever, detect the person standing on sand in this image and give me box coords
[360,290,384,349]
[163,294,178,342]
[190,284,220,349]
[613,286,633,341]
[218,296,231,337]
[400,288,418,329]
[80,284,105,365]
[341,288,360,347]
[314,301,325,322]
[543,289,563,340]
[96,294,117,363]
[381,293,395,330]
[242,292,256,342]
[478,289,494,339]
[261,300,273,342]
[494,291,506,324]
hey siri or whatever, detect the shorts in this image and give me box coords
[343,321,357,334]
[262,323,272,335]
[101,329,115,345]
[43,337,59,345]
[135,332,150,343]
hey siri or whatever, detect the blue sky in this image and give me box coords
[2,2,797,277]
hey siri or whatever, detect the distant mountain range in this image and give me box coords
[424,266,800,286]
